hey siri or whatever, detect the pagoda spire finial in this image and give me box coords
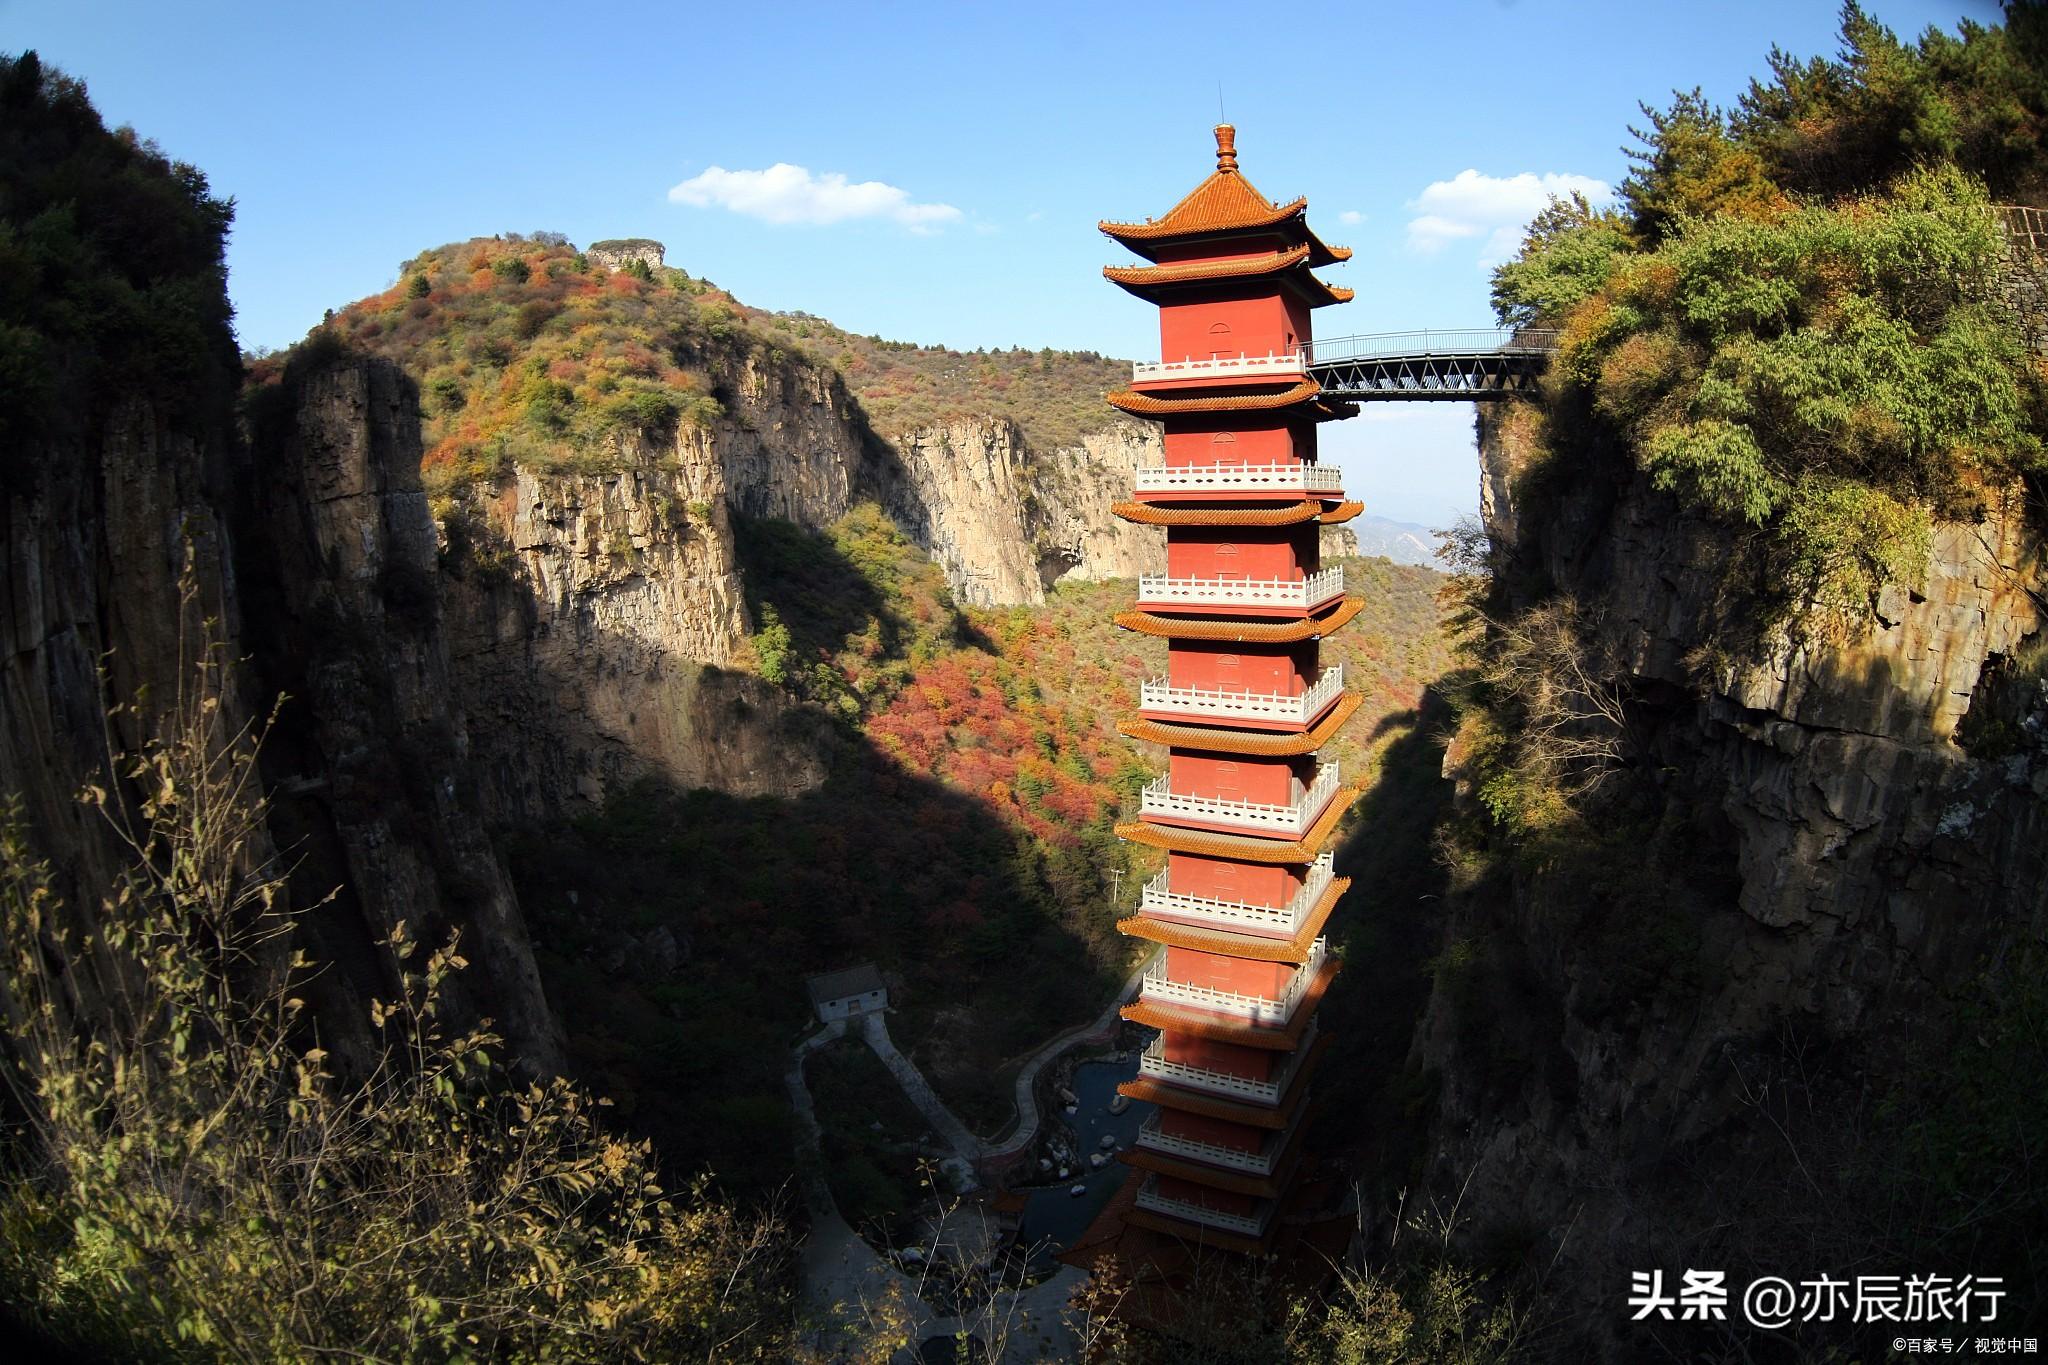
[1215,123,1238,174]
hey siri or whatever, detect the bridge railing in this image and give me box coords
[1301,328,1559,365]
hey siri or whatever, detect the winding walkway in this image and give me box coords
[980,949,1154,1165]
[786,953,1153,1361]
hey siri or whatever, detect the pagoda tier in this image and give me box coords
[1098,122,1358,1253]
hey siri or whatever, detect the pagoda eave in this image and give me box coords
[1115,785,1360,863]
[1124,1204,1276,1255]
[1319,499,1365,524]
[1105,270,1353,310]
[1119,1118,1311,1199]
[1107,379,1322,417]
[1112,500,1355,528]
[1098,196,1308,250]
[1120,955,1338,1047]
[1118,875,1348,962]
[1128,369,1309,395]
[1119,1033,1333,1128]
[1126,689,1362,750]
[1129,486,1347,506]
[1114,596,1364,643]
[1132,600,1343,621]
[1104,243,1310,287]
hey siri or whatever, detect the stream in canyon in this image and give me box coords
[1014,1055,1152,1264]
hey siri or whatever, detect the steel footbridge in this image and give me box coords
[1302,328,1557,401]
[1128,328,1559,402]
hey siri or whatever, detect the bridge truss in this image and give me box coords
[1304,328,1558,402]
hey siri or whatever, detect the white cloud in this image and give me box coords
[1338,209,1365,226]
[668,163,962,233]
[1404,169,1611,265]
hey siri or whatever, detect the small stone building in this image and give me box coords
[585,238,666,273]
[805,963,888,1023]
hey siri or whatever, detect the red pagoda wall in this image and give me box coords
[1162,642,1313,696]
[1164,853,1302,910]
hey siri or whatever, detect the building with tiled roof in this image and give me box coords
[1082,124,1360,1272]
[805,963,887,1022]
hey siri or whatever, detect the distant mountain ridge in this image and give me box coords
[1345,513,1442,569]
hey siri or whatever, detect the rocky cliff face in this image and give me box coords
[363,317,1151,819]
[0,401,243,913]
[0,354,568,1075]
[237,359,567,1072]
[429,336,878,816]
[440,442,833,819]
[875,416,1162,606]
[1406,404,2047,1340]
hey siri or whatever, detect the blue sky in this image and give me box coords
[5,0,2003,526]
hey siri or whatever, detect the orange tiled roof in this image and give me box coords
[1104,244,1305,287]
[1120,955,1339,1048]
[1108,378,1321,417]
[1118,874,1348,962]
[1111,499,1364,528]
[1114,499,1314,527]
[1319,500,1365,525]
[1114,595,1364,643]
[1115,786,1359,864]
[1119,690,1363,757]
[1099,125,1352,268]
[1103,246,1353,307]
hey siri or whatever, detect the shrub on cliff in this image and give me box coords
[1493,3,2048,632]
[289,233,734,494]
[0,609,792,1361]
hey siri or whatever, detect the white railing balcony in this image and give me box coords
[1131,351,1307,383]
[1135,1177,1270,1237]
[1141,763,1341,838]
[1131,461,1343,497]
[1140,939,1328,1024]
[1138,854,1334,936]
[1140,666,1344,727]
[1136,1113,1283,1175]
[1136,566,1344,613]
[1138,1019,1318,1104]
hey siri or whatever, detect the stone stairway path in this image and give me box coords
[785,1017,847,1215]
[860,1011,983,1174]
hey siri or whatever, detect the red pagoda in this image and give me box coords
[1098,125,1363,1255]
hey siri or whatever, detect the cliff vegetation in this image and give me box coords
[1384,6,2048,1354]
[1491,2,2047,635]
[250,234,745,491]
